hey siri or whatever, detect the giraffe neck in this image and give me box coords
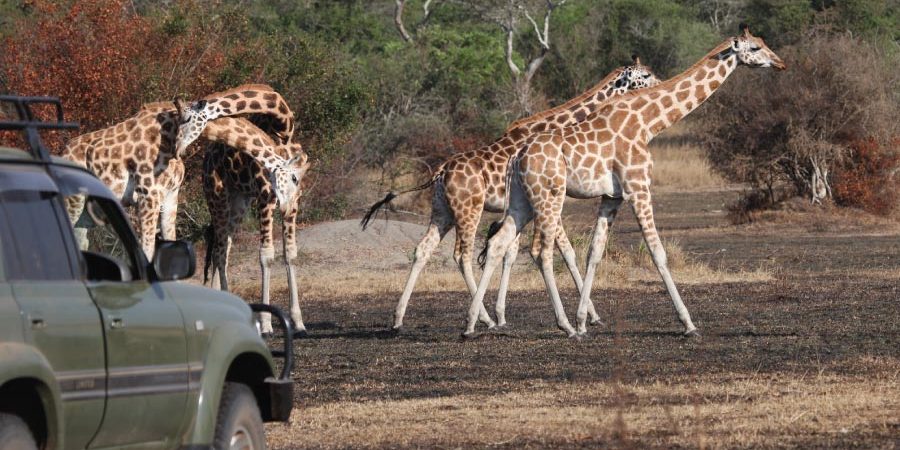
[594,41,737,142]
[201,85,294,141]
[201,117,286,173]
[508,68,627,133]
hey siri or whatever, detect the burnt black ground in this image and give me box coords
[264,191,900,449]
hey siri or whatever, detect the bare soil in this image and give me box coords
[211,187,900,449]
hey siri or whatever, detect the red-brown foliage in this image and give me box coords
[0,0,241,151]
[832,138,900,215]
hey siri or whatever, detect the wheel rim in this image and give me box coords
[229,425,255,450]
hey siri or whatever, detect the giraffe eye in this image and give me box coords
[291,174,299,184]
[750,46,761,52]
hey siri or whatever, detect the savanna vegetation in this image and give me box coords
[1,0,898,231]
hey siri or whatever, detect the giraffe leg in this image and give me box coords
[575,196,623,334]
[393,187,454,330]
[555,227,601,325]
[159,160,184,241]
[65,194,89,250]
[216,196,248,292]
[494,233,519,327]
[159,184,180,241]
[258,199,277,335]
[394,221,451,329]
[136,187,162,259]
[453,216,495,328]
[465,171,532,336]
[530,204,577,337]
[631,190,698,336]
[282,211,305,334]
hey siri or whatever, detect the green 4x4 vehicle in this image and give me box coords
[0,96,294,450]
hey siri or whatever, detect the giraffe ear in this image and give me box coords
[739,23,751,38]
[191,99,207,111]
[631,54,640,65]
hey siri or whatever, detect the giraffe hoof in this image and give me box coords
[461,331,479,340]
[292,329,308,339]
[684,329,701,338]
[569,332,583,340]
[590,318,605,327]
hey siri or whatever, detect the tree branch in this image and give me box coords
[394,0,413,42]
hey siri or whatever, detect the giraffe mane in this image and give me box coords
[586,39,735,111]
[140,101,177,111]
[202,83,277,100]
[505,67,627,131]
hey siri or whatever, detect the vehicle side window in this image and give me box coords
[0,190,76,280]
[69,195,139,281]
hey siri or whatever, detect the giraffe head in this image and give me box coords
[720,23,786,70]
[270,144,311,216]
[614,55,661,93]
[174,98,212,156]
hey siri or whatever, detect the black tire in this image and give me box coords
[213,382,267,450]
[0,413,38,450]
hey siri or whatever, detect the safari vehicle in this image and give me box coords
[0,96,293,450]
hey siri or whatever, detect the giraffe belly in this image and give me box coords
[483,193,506,213]
[566,171,621,199]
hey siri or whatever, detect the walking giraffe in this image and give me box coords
[467,24,786,337]
[200,117,310,334]
[62,85,293,256]
[362,57,660,330]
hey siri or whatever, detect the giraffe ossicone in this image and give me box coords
[362,55,661,331]
[465,24,785,338]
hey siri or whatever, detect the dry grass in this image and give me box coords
[267,366,900,449]
[225,237,772,302]
[650,138,725,192]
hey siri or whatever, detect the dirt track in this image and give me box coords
[249,189,900,449]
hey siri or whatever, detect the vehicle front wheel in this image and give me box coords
[0,413,38,450]
[213,382,267,450]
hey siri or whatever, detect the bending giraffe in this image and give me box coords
[362,57,660,330]
[175,84,295,154]
[467,24,786,338]
[200,117,310,335]
[63,85,293,257]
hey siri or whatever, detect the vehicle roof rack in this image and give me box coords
[0,95,79,162]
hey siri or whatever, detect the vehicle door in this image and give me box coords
[55,167,190,449]
[0,164,106,450]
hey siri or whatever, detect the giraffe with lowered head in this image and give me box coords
[62,85,294,257]
[201,116,310,334]
[362,57,660,330]
[467,24,786,337]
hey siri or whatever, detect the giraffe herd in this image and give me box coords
[62,24,785,340]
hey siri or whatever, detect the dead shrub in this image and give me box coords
[832,137,900,215]
[698,33,899,216]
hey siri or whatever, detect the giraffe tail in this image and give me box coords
[203,224,216,285]
[359,173,441,230]
[477,219,505,269]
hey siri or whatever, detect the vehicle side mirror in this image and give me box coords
[153,240,196,281]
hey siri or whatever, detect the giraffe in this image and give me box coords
[200,117,310,334]
[174,84,295,154]
[62,88,293,257]
[361,57,660,330]
[466,24,786,338]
